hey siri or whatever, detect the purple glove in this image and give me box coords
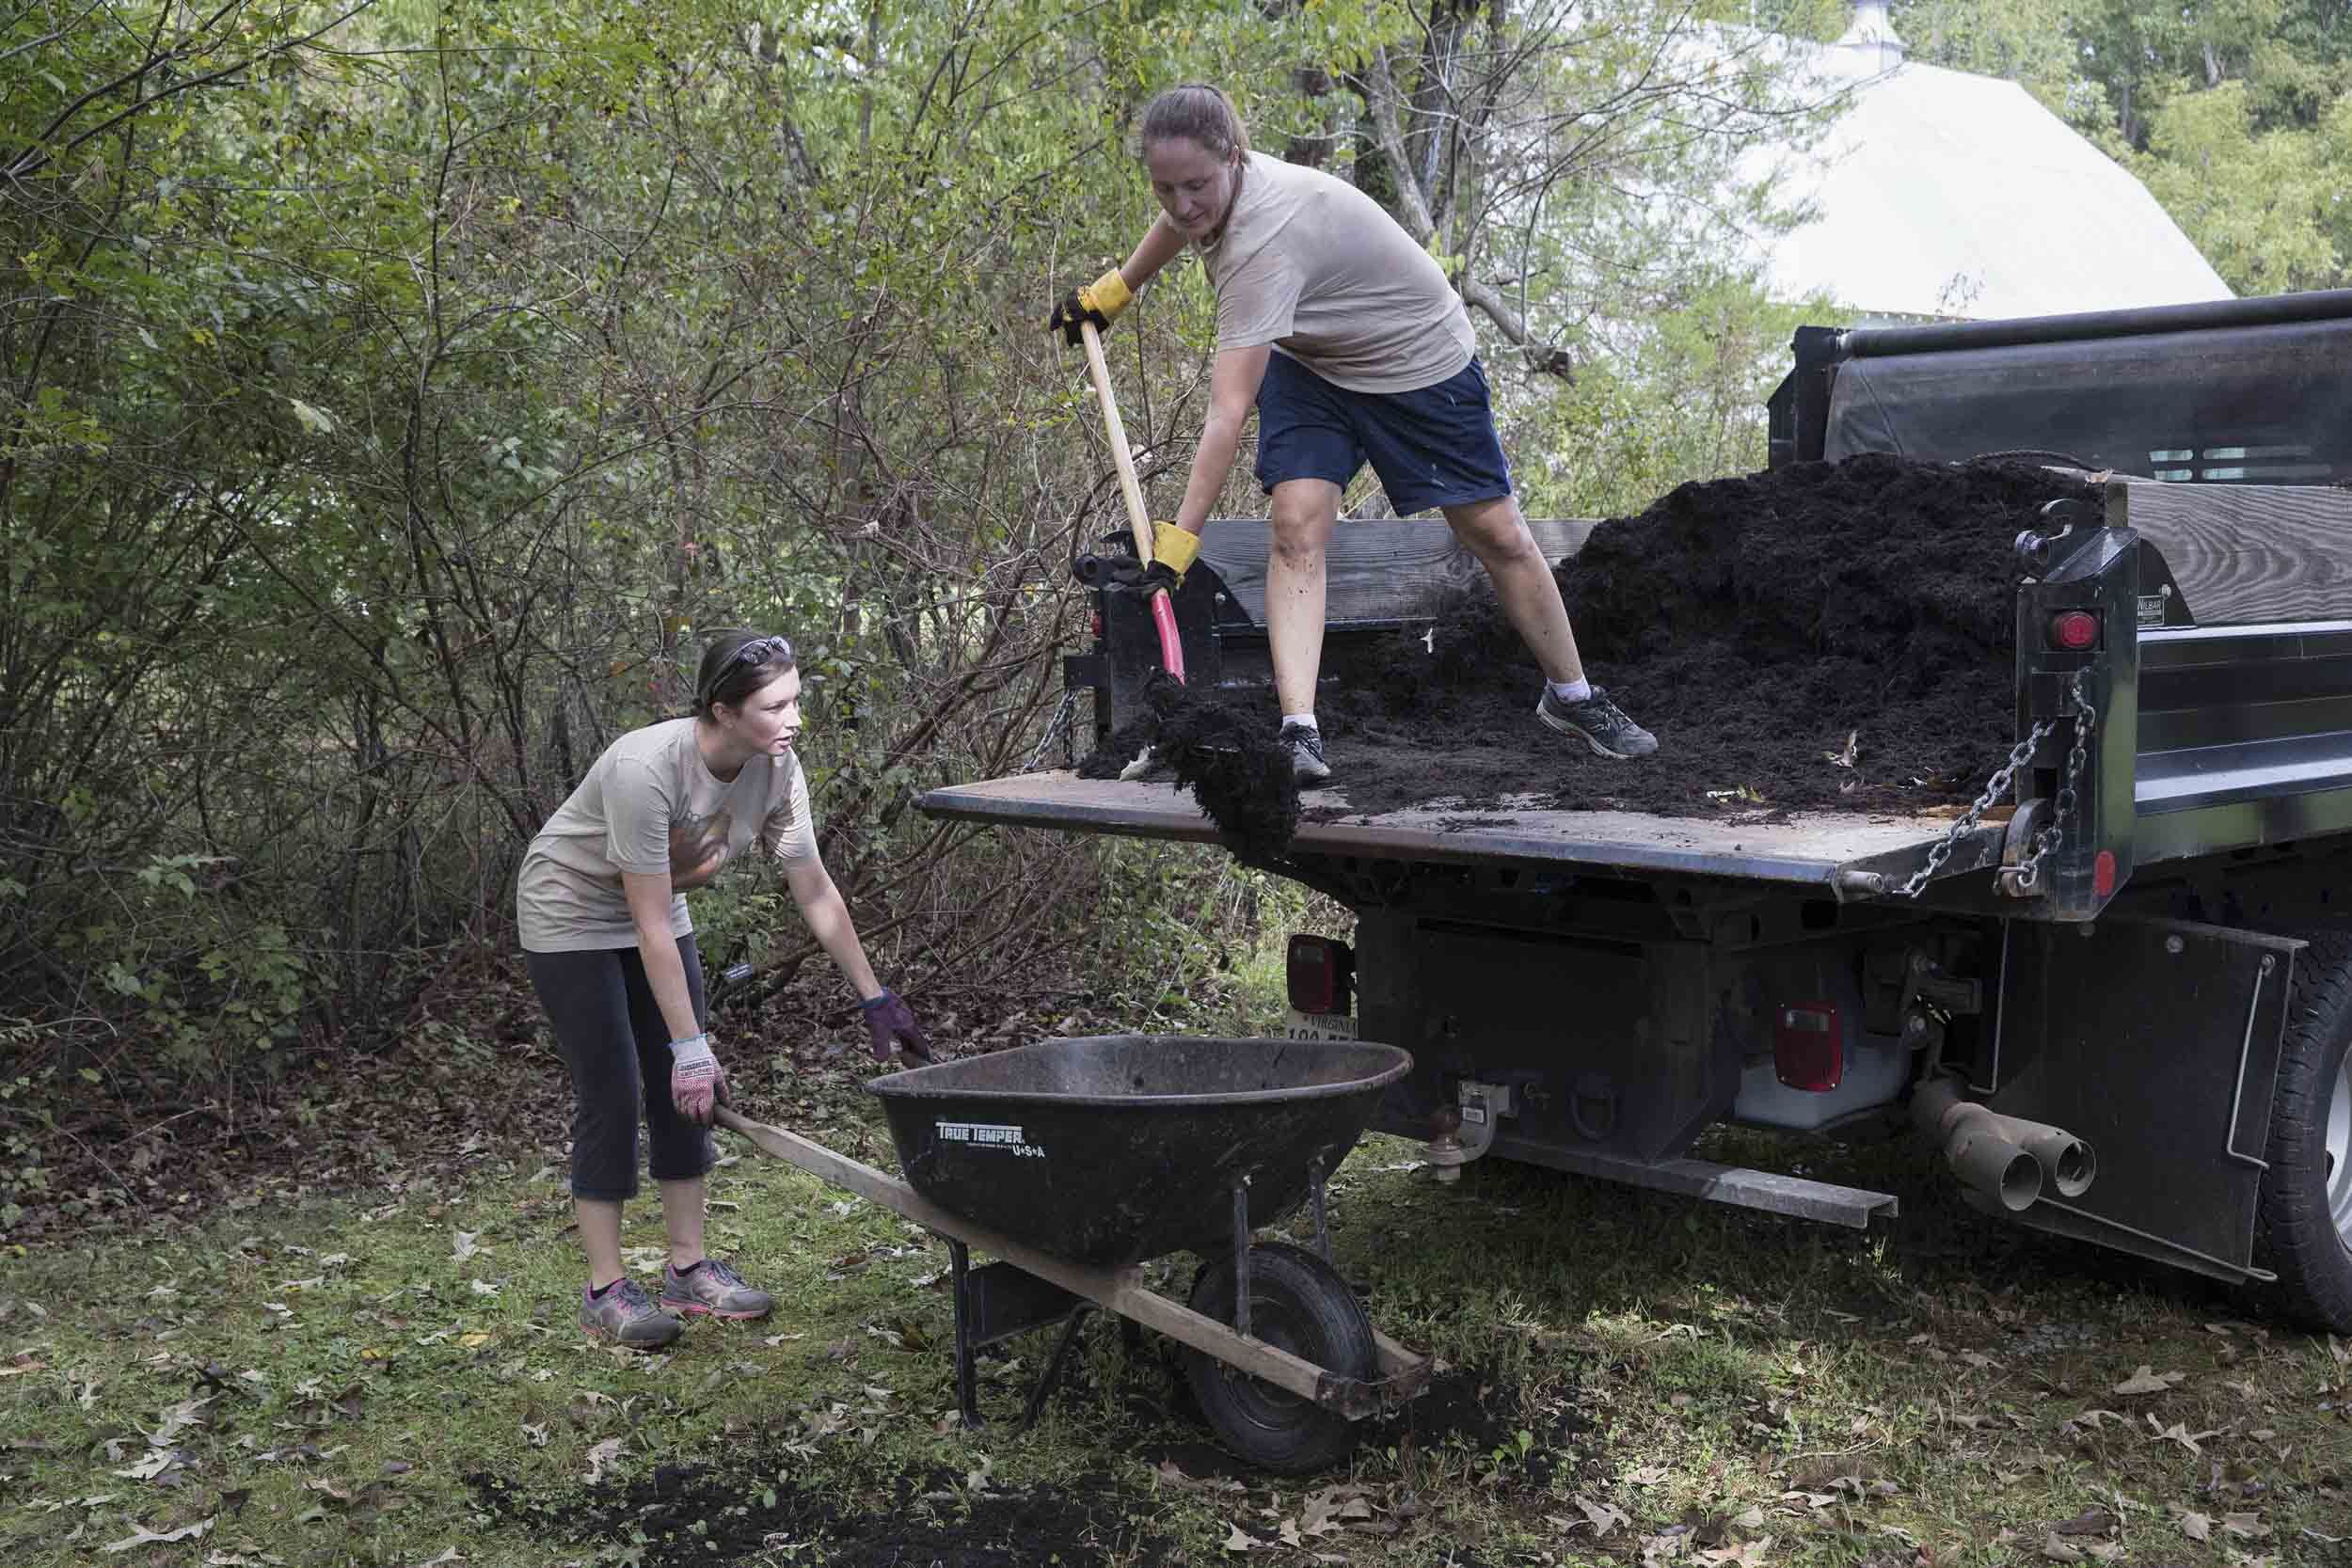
[860,990,932,1065]
[670,1033,725,1124]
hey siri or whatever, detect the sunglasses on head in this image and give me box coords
[702,635,794,705]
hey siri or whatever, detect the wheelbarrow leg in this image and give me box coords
[948,1240,985,1430]
[1307,1156,1331,1263]
[1019,1306,1092,1432]
[1231,1180,1252,1338]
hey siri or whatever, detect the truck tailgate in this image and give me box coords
[920,772,2002,894]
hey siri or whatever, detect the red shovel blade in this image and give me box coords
[1151,589,1186,683]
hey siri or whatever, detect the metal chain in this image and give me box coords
[1895,668,2095,899]
[1894,720,2058,898]
[1021,689,1081,774]
[2009,669,2098,895]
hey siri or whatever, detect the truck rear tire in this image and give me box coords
[2253,935,2352,1334]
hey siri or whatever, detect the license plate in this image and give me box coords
[1282,1009,1357,1041]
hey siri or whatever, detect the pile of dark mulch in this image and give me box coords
[1078,670,1300,858]
[1313,454,2095,820]
[1072,456,2092,841]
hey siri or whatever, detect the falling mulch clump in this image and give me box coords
[1078,670,1301,857]
[1307,454,2098,818]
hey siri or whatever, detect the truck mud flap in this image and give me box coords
[1982,916,2297,1281]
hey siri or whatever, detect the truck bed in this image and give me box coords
[920,772,1998,894]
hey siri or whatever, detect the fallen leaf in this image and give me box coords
[583,1437,624,1483]
[451,1231,482,1261]
[1222,1522,1265,1552]
[1627,1464,1670,1487]
[2221,1513,2268,1539]
[1575,1497,1631,1539]
[2146,1417,2225,1453]
[1699,1535,1773,1566]
[2040,1533,2084,1562]
[2050,1508,2118,1536]
[2113,1365,2185,1396]
[104,1516,214,1552]
[2069,1408,2130,1429]
[2171,1508,2213,1542]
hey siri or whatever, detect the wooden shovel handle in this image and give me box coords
[1078,320,1157,569]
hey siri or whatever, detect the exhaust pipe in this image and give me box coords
[1912,1076,2096,1210]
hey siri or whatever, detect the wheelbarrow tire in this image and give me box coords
[1183,1242,1376,1476]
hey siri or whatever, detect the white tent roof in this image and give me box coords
[1750,9,2232,321]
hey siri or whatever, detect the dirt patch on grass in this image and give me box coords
[470,1454,1165,1567]
[1315,454,2096,817]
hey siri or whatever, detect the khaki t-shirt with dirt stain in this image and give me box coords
[1199,151,1475,394]
[516,718,819,953]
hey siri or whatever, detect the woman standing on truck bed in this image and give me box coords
[516,631,930,1349]
[1049,83,1657,781]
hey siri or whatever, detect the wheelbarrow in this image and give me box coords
[714,1034,1429,1474]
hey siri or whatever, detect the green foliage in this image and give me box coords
[1,0,1899,1089]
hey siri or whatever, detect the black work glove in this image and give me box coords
[861,989,933,1066]
[1045,269,1132,346]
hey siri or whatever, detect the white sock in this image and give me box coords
[1548,678,1592,705]
[1281,713,1319,732]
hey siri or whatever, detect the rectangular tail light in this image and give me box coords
[1773,1003,1843,1091]
[1285,934,1354,1015]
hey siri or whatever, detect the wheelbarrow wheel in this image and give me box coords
[1183,1242,1375,1476]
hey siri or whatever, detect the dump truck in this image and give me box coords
[918,288,2352,1334]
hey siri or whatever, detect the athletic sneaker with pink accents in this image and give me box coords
[659,1258,773,1321]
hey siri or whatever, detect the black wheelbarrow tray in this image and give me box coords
[714,1035,1430,1474]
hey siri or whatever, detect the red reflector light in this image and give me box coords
[1284,934,1353,1015]
[1773,1004,1844,1092]
[1090,611,1104,640]
[2093,850,2116,898]
[2048,610,2100,651]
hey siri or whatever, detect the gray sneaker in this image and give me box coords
[1536,686,1658,759]
[660,1258,773,1322]
[1280,723,1332,784]
[580,1277,682,1348]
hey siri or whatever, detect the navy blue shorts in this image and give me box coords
[1253,352,1513,515]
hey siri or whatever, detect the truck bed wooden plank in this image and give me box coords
[919,772,2001,889]
[2109,479,2352,625]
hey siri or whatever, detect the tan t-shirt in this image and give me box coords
[516,718,819,953]
[1200,151,1475,394]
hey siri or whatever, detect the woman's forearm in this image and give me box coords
[1121,217,1186,293]
[635,921,705,1043]
[796,880,882,1000]
[1175,410,1248,533]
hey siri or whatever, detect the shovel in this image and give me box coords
[1078,320,1186,685]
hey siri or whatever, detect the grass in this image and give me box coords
[6,936,2349,1565]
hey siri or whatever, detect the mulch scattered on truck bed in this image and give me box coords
[1085,454,2097,847]
[1322,453,2096,819]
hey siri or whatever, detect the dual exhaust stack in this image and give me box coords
[1913,1075,2095,1212]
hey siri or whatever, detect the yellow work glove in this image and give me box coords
[1047,268,1134,345]
[1149,521,1201,589]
